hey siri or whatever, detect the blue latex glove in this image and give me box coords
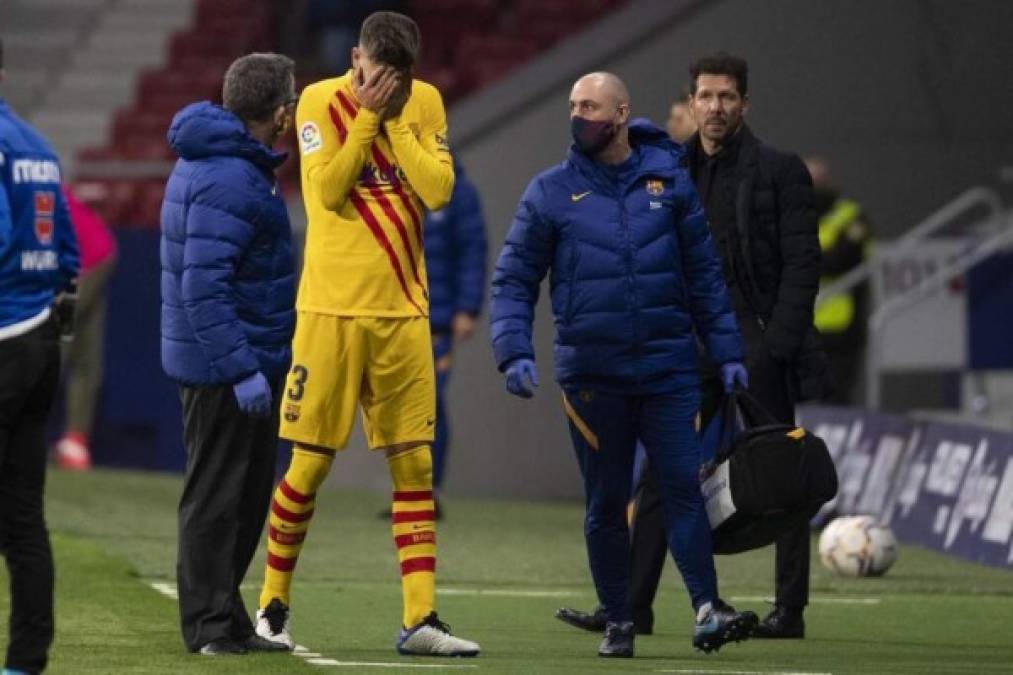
[720,361,748,393]
[233,371,272,417]
[505,358,539,398]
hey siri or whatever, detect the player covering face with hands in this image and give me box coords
[490,72,753,658]
[253,11,479,658]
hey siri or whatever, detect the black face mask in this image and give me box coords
[570,116,616,155]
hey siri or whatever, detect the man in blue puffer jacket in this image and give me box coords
[423,158,486,504]
[490,72,755,657]
[160,53,297,657]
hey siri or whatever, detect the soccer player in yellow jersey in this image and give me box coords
[254,11,480,657]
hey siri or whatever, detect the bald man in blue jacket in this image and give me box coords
[490,72,756,658]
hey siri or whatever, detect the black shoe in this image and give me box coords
[241,634,292,652]
[198,638,247,656]
[598,621,635,658]
[751,605,805,639]
[692,599,758,653]
[555,605,607,632]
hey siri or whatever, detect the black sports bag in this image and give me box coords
[701,391,838,555]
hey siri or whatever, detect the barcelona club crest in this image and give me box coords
[646,179,664,196]
[34,191,55,245]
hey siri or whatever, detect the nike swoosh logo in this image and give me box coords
[571,191,591,202]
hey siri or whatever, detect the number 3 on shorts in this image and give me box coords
[288,365,309,401]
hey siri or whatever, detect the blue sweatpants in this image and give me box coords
[563,386,718,623]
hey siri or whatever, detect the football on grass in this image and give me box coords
[818,515,898,577]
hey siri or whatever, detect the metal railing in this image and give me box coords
[865,208,1013,409]
[815,187,1004,310]
[810,186,1006,410]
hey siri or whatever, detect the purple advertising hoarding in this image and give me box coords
[798,405,1013,569]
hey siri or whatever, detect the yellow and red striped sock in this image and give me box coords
[388,445,436,628]
[259,446,333,609]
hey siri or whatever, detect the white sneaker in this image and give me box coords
[396,612,480,657]
[255,598,294,650]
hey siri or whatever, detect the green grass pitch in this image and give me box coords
[1,468,1011,673]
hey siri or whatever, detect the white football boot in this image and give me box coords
[255,598,294,650]
[396,612,480,657]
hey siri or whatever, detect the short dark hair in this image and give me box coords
[0,38,5,70]
[689,52,749,97]
[360,11,420,71]
[222,52,295,124]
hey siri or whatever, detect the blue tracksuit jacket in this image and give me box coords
[0,99,78,329]
[490,119,742,394]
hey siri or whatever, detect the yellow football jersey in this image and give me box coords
[294,71,454,317]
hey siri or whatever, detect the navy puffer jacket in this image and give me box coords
[490,119,742,394]
[160,102,295,386]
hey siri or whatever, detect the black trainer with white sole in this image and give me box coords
[692,599,758,653]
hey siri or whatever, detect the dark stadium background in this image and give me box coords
[3,0,1012,500]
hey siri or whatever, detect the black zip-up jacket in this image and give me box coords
[684,125,829,400]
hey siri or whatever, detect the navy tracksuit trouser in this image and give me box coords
[563,385,718,624]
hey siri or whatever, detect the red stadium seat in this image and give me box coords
[194,0,262,24]
[76,0,633,201]
[138,69,221,103]
[77,146,119,162]
[455,33,540,65]
[129,180,168,228]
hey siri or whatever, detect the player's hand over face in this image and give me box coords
[356,65,401,116]
[382,77,411,121]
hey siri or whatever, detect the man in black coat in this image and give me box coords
[556,52,826,639]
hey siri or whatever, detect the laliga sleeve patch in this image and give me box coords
[299,121,323,155]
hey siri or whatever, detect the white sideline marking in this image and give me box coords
[146,581,479,668]
[659,670,832,675]
[148,581,178,600]
[439,587,581,598]
[730,595,880,605]
[307,660,477,669]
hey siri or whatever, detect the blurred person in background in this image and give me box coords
[491,71,756,658]
[52,185,117,471]
[665,94,697,144]
[254,11,479,657]
[304,0,402,73]
[160,52,297,656]
[805,156,870,407]
[0,37,79,675]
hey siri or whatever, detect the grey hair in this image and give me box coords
[222,52,295,123]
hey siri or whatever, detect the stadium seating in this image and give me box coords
[73,0,629,227]
[75,0,275,227]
